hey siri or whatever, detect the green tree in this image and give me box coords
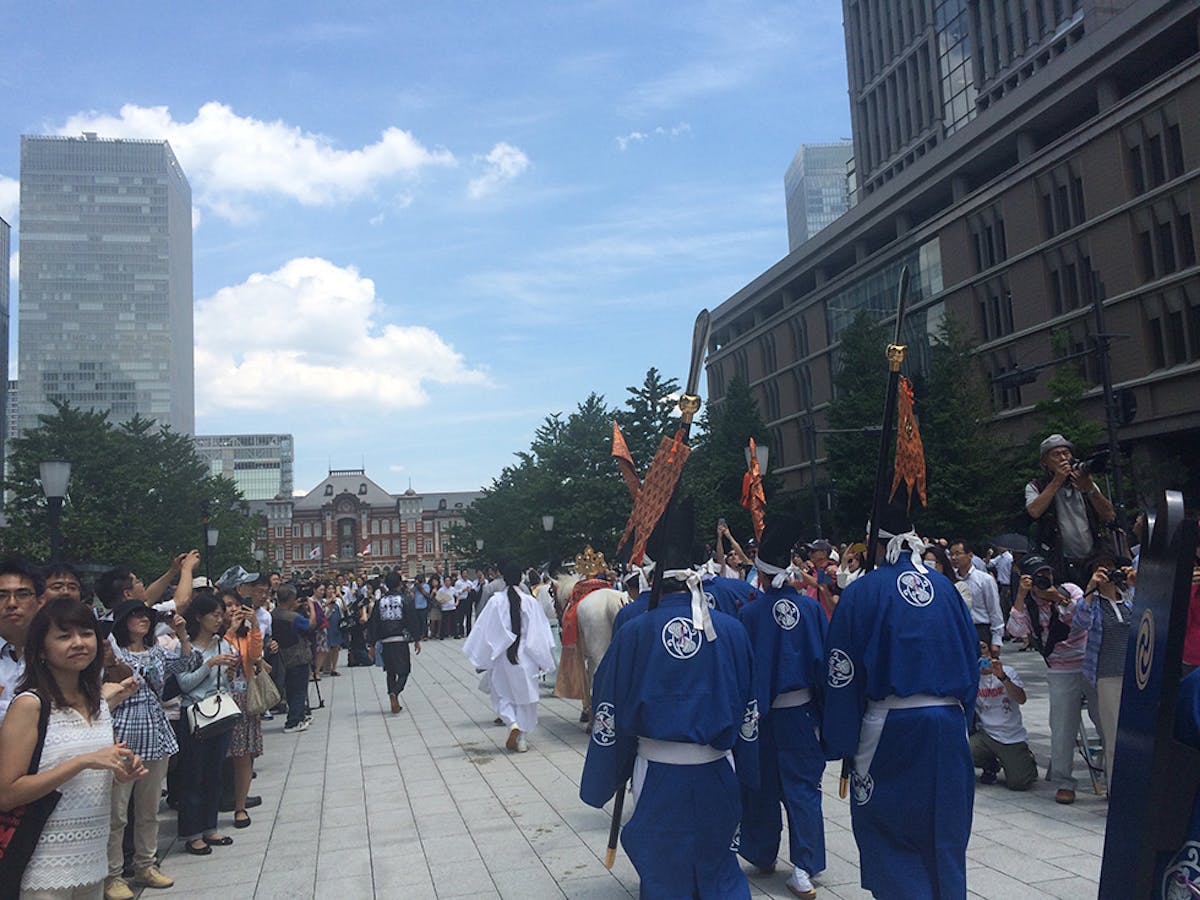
[3,403,257,577]
[619,367,681,465]
[683,375,779,546]
[917,315,1015,541]
[1031,329,1105,458]
[451,393,629,568]
[824,311,889,540]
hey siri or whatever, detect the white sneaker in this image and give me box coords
[516,734,528,753]
[786,868,816,899]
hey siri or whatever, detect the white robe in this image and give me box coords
[463,588,555,733]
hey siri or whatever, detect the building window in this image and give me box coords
[1134,194,1198,284]
[791,316,810,359]
[370,518,379,535]
[1038,163,1086,238]
[324,484,333,496]
[291,525,299,538]
[1143,281,1200,369]
[424,539,433,554]
[1125,104,1187,197]
[274,526,284,539]
[358,483,367,495]
[968,205,1008,272]
[381,519,391,534]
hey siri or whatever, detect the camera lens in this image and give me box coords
[1033,574,1052,590]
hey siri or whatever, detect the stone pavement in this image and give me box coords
[150,639,1108,899]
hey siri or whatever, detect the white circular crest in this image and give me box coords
[772,597,800,630]
[1163,840,1200,899]
[896,570,934,607]
[740,699,760,742]
[704,591,717,609]
[729,824,741,853]
[828,648,854,688]
[851,771,874,806]
[661,617,702,660]
[591,701,617,747]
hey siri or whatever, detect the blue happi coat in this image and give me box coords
[581,591,760,899]
[822,557,978,900]
[1157,669,1200,896]
[737,583,828,875]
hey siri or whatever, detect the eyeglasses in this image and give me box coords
[0,589,37,602]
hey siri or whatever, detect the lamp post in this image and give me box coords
[39,461,72,562]
[542,514,554,569]
[205,525,220,582]
[475,538,484,567]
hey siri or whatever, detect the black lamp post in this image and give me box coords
[542,514,554,568]
[205,525,220,582]
[39,461,72,562]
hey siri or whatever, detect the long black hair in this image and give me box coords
[16,597,103,716]
[503,563,523,665]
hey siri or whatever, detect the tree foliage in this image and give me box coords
[824,311,888,540]
[916,315,1017,541]
[1031,330,1105,459]
[3,403,257,577]
[682,375,780,547]
[450,393,630,569]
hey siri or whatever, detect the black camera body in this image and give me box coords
[1072,448,1110,476]
[1033,573,1054,591]
[1107,567,1128,588]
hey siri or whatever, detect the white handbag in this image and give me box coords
[185,644,244,740]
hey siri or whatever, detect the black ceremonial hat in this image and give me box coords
[757,515,806,570]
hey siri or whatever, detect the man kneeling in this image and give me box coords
[972,643,1038,790]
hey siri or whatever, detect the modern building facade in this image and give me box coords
[194,434,294,501]
[707,1,1200,512]
[785,142,854,251]
[17,134,194,437]
[0,217,9,469]
[255,468,481,577]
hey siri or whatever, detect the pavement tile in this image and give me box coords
[160,640,1123,899]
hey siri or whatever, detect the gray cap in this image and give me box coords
[1039,433,1073,459]
[216,565,259,591]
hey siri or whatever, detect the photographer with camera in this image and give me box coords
[1005,555,1095,804]
[270,585,315,734]
[1025,433,1117,587]
[1073,551,1135,790]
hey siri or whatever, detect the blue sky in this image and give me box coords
[0,1,851,495]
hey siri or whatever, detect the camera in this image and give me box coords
[1072,449,1110,476]
[1033,573,1054,591]
[1107,567,1127,588]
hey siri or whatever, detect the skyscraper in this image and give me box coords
[194,434,295,501]
[784,142,854,251]
[0,216,9,466]
[17,133,194,436]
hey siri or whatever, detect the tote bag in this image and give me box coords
[0,693,61,900]
[185,645,243,739]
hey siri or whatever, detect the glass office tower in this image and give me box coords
[17,133,194,436]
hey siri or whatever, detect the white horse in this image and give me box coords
[552,574,630,726]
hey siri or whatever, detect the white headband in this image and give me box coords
[885,531,929,572]
[754,556,798,590]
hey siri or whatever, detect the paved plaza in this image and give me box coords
[150,640,1108,899]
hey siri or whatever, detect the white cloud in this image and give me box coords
[468,142,530,199]
[194,257,488,415]
[616,123,691,151]
[59,102,457,222]
[0,176,17,224]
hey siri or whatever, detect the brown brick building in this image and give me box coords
[254,468,480,578]
[707,1,1200,522]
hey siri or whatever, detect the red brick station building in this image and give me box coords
[251,468,480,579]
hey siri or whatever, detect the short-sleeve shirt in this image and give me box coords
[975,665,1028,744]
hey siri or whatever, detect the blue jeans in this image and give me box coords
[284,663,310,727]
[176,719,232,839]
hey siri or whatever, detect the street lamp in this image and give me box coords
[475,538,484,566]
[39,461,71,562]
[542,515,554,568]
[205,525,220,582]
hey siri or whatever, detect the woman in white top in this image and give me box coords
[0,596,146,900]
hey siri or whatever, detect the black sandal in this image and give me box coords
[185,840,212,856]
[234,811,251,828]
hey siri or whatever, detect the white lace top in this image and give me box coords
[20,694,114,891]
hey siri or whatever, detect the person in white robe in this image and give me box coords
[463,564,555,752]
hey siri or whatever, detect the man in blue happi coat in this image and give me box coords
[737,517,828,899]
[581,504,761,899]
[822,502,978,899]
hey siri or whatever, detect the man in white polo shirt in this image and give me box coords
[0,558,45,726]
